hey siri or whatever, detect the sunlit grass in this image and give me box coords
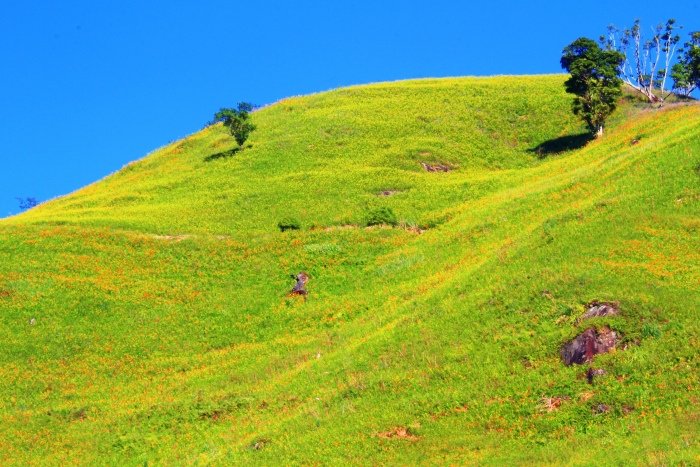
[0,75,698,464]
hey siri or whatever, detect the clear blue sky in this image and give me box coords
[1,0,698,217]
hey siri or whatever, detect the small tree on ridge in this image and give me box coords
[561,38,624,138]
[213,102,256,147]
[672,31,700,97]
[601,19,682,103]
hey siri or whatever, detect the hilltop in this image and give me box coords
[0,75,698,464]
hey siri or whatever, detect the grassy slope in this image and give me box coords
[0,75,698,464]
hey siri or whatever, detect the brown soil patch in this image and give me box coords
[421,162,453,172]
[321,224,359,232]
[377,426,420,441]
[249,438,270,450]
[540,396,569,413]
[377,190,400,197]
[71,407,88,421]
[151,234,192,242]
[404,225,426,235]
[0,289,13,299]
[199,410,224,421]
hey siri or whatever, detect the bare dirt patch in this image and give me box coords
[320,224,359,232]
[421,162,453,172]
[151,234,193,242]
[377,426,420,441]
[539,396,569,413]
[199,409,224,421]
[377,190,401,197]
[249,438,270,450]
[404,225,426,235]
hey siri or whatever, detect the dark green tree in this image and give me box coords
[213,102,256,147]
[15,197,38,211]
[561,38,624,137]
[672,31,700,97]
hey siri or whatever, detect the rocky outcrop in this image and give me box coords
[580,300,619,321]
[561,326,618,366]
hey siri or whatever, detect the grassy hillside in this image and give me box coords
[0,75,698,464]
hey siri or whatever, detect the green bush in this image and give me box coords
[212,102,256,147]
[278,217,301,232]
[365,207,398,227]
[641,323,662,339]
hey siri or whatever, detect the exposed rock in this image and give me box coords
[421,162,452,172]
[249,438,270,450]
[594,404,610,414]
[561,326,618,366]
[289,272,309,297]
[580,300,619,321]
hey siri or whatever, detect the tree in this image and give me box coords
[672,31,700,97]
[601,19,681,103]
[212,102,256,147]
[561,38,624,137]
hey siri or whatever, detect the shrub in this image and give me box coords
[278,217,301,232]
[365,207,398,227]
[16,197,38,211]
[641,323,661,339]
[212,102,256,147]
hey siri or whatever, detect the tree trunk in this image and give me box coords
[595,126,604,138]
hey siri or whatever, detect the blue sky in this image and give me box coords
[1,0,699,217]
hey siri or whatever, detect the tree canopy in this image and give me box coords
[672,32,700,97]
[600,19,681,103]
[213,102,257,147]
[561,38,624,137]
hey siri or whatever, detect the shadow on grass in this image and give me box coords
[204,147,241,162]
[529,133,594,159]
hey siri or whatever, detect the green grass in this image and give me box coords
[0,75,698,464]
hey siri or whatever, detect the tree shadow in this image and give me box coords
[529,133,594,159]
[204,147,241,162]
